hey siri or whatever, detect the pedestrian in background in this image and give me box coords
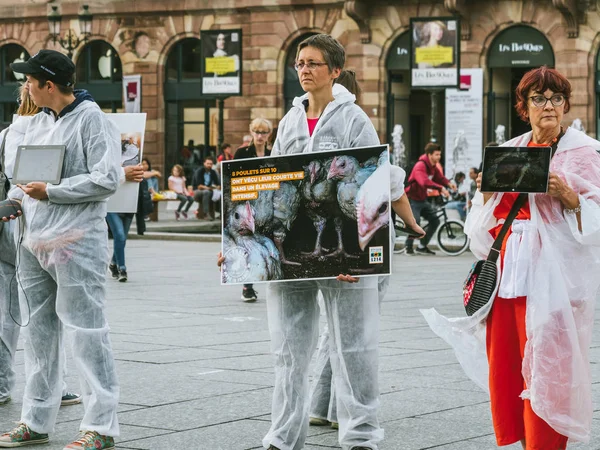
[233,118,273,302]
[168,164,194,220]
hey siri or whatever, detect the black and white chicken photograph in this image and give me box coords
[220,145,391,284]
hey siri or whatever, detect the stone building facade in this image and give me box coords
[0,0,599,178]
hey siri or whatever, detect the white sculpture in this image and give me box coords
[571,118,585,133]
[452,130,469,176]
[495,124,506,145]
[391,124,406,168]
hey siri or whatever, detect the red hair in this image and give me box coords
[514,66,571,122]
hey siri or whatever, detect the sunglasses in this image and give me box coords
[252,130,270,135]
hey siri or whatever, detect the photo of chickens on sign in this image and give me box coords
[220,145,392,285]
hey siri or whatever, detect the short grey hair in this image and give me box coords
[296,34,345,72]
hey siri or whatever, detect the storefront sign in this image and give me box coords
[386,32,410,71]
[488,25,554,68]
[410,17,460,88]
[201,29,242,96]
[444,68,484,177]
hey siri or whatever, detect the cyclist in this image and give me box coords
[404,142,455,255]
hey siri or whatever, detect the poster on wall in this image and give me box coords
[201,29,242,96]
[220,145,391,285]
[410,17,460,88]
[122,75,141,113]
[106,113,147,213]
[444,68,484,178]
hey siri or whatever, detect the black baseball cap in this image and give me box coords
[11,50,75,87]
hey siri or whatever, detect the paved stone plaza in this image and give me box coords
[1,241,599,449]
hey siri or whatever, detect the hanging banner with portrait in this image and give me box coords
[106,113,147,213]
[410,17,460,89]
[201,29,243,96]
[122,75,141,113]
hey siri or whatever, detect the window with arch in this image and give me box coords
[166,38,202,82]
[76,41,123,112]
[0,44,30,127]
[284,33,317,112]
[164,37,216,184]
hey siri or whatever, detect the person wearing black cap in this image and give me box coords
[0,50,121,450]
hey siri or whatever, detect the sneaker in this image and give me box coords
[0,423,49,447]
[241,287,257,302]
[63,431,114,450]
[61,392,82,406]
[181,211,188,219]
[118,270,128,282]
[0,397,10,406]
[108,264,119,279]
[309,417,330,426]
[415,246,436,256]
[175,211,180,220]
[405,247,415,255]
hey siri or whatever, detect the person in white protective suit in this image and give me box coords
[422,66,600,450]
[217,34,385,450]
[308,70,425,431]
[0,85,84,409]
[0,50,121,450]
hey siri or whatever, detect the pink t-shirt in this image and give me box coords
[307,118,319,137]
[168,175,187,194]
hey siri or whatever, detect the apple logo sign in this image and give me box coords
[12,52,26,81]
[98,49,112,79]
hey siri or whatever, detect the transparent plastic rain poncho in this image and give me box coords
[13,95,121,435]
[422,127,600,443]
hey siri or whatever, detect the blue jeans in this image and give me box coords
[106,213,134,271]
[147,177,159,193]
[445,201,467,221]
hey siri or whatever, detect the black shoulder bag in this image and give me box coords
[463,132,563,316]
[462,193,527,316]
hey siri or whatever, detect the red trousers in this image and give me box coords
[486,296,568,450]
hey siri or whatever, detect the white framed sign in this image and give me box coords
[106,113,147,213]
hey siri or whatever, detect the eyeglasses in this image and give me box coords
[252,130,270,135]
[528,94,566,108]
[294,62,328,71]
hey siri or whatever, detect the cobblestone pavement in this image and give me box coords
[1,241,598,449]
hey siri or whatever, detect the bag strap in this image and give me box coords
[487,193,527,263]
[0,130,7,173]
[486,129,564,264]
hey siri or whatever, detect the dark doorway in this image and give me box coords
[510,68,531,138]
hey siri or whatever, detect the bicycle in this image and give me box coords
[393,199,470,256]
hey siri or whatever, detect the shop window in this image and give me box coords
[486,26,554,142]
[75,41,123,112]
[284,33,317,112]
[76,41,122,83]
[165,38,202,83]
[0,44,30,128]
[164,38,215,184]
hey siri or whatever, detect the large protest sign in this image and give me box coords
[220,145,392,285]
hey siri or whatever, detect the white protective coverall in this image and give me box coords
[422,127,600,443]
[263,84,389,450]
[15,92,121,436]
[310,165,406,424]
[0,116,31,402]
